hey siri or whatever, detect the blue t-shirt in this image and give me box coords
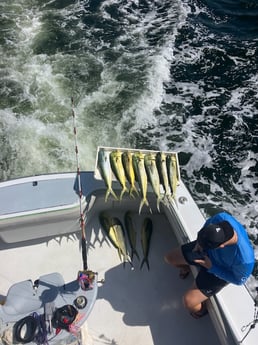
[204,212,255,285]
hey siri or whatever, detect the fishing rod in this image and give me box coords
[71,97,88,271]
[71,99,103,290]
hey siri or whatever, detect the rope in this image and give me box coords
[32,312,49,345]
[71,97,88,271]
[240,289,258,343]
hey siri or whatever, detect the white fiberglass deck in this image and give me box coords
[78,194,221,345]
[1,171,256,345]
[0,194,221,345]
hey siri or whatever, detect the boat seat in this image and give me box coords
[1,273,66,317]
[36,272,65,304]
[38,272,65,287]
[2,280,41,315]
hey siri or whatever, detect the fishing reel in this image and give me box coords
[77,270,96,290]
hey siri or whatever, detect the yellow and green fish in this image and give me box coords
[99,212,131,266]
[166,154,179,198]
[110,150,128,200]
[122,151,139,197]
[97,149,118,202]
[140,218,153,270]
[132,152,150,214]
[156,152,170,196]
[144,153,162,212]
[124,211,140,261]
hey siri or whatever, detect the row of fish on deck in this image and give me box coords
[97,148,180,213]
[99,211,152,270]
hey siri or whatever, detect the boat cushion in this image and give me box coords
[36,272,65,303]
[3,280,41,315]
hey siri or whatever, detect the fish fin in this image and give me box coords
[140,258,150,270]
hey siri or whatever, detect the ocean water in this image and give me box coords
[0,0,257,292]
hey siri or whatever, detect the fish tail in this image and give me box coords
[111,188,119,200]
[132,184,139,196]
[122,252,134,268]
[156,197,161,213]
[123,253,133,268]
[122,260,126,268]
[139,197,149,214]
[105,187,118,202]
[128,257,134,268]
[129,187,136,198]
[119,186,128,200]
[140,258,150,270]
[131,249,140,261]
[135,250,140,261]
[104,189,110,202]
[117,248,124,263]
[129,185,138,198]
[170,194,179,208]
[138,200,144,214]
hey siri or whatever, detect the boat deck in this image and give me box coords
[0,190,221,345]
[83,194,221,345]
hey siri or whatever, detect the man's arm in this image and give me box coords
[208,263,252,285]
[195,256,252,285]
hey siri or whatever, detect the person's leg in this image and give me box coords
[164,247,190,278]
[183,282,208,314]
[165,241,199,278]
[184,269,228,317]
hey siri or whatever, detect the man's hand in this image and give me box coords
[193,242,212,269]
[194,255,212,269]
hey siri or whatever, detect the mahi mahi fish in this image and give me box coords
[122,151,139,197]
[97,149,118,202]
[132,152,150,214]
[156,152,170,196]
[110,150,128,200]
[99,212,131,265]
[140,218,153,270]
[166,154,179,198]
[144,153,162,212]
[124,211,140,261]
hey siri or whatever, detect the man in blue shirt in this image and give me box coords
[164,212,255,319]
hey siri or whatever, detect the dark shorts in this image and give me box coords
[181,240,228,297]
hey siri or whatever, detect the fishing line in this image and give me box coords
[71,97,88,271]
[240,287,258,343]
